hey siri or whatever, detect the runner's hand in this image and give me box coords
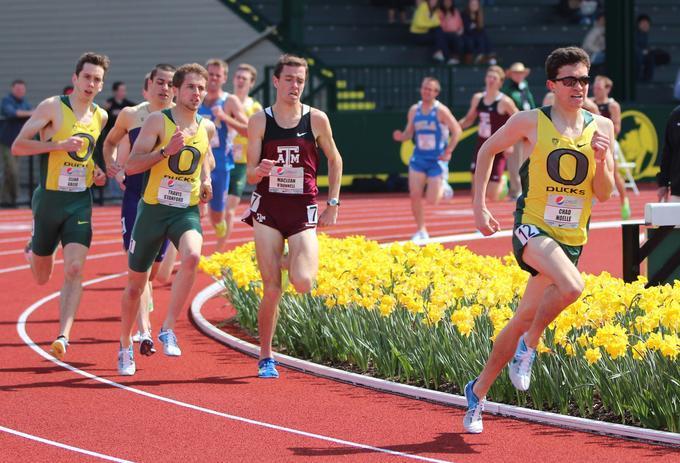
[115,170,126,191]
[211,105,227,121]
[165,128,185,157]
[93,166,107,187]
[200,181,213,203]
[318,206,338,227]
[392,130,404,142]
[474,207,500,236]
[591,129,610,162]
[255,159,275,178]
[106,160,122,178]
[59,136,85,152]
[439,149,453,162]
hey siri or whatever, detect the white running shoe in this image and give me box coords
[508,335,536,391]
[131,331,141,343]
[442,181,454,200]
[117,345,136,376]
[411,230,430,244]
[159,328,181,356]
[463,379,485,433]
[50,336,68,360]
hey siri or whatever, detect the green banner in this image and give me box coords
[319,104,675,188]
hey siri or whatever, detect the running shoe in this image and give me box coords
[131,331,141,343]
[117,345,136,376]
[463,379,485,433]
[50,336,68,360]
[508,335,536,391]
[258,358,279,379]
[442,181,454,200]
[158,328,181,356]
[140,331,156,356]
[411,230,430,244]
[621,197,631,220]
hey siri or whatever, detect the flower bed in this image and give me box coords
[200,235,679,432]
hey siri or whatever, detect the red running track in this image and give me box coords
[0,188,678,462]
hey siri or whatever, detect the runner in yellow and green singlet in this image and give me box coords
[461,47,616,434]
[12,52,110,360]
[118,63,214,376]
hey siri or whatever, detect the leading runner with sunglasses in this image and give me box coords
[462,47,616,433]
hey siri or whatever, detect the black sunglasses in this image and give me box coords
[551,75,591,87]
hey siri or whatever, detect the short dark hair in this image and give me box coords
[173,63,209,88]
[273,54,308,79]
[637,13,651,25]
[11,79,25,87]
[143,72,151,92]
[112,81,124,92]
[149,63,176,82]
[75,52,110,76]
[545,47,590,81]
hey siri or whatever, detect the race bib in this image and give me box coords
[249,192,261,212]
[478,113,492,138]
[306,204,318,225]
[416,133,436,151]
[543,195,584,229]
[58,166,86,192]
[233,143,244,162]
[269,165,304,194]
[158,177,192,208]
[514,224,540,246]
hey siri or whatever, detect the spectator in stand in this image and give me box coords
[502,62,536,200]
[461,0,495,65]
[371,0,412,24]
[439,0,464,65]
[410,0,448,63]
[582,12,605,69]
[0,80,33,207]
[635,14,670,83]
[104,81,136,128]
[657,104,680,203]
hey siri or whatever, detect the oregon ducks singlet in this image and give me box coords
[514,107,597,246]
[41,96,105,192]
[142,109,209,207]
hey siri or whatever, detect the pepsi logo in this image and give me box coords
[66,167,73,174]
[168,179,175,187]
[276,167,285,175]
[555,195,565,205]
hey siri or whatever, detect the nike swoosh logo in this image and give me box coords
[297,132,307,137]
[77,221,89,225]
[577,143,586,148]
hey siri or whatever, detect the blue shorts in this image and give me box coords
[122,190,169,263]
[410,156,444,177]
[209,167,231,212]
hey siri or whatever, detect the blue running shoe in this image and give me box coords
[258,358,279,378]
[508,335,536,391]
[463,379,485,433]
[159,328,181,356]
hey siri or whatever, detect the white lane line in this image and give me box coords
[0,424,134,462]
[16,273,455,463]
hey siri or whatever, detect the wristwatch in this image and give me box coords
[326,198,340,207]
[160,148,169,158]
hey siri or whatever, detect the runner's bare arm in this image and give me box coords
[246,111,271,184]
[200,122,215,203]
[609,100,622,136]
[224,95,248,136]
[502,96,519,116]
[458,93,482,129]
[473,111,535,234]
[591,116,616,202]
[12,97,83,156]
[313,109,343,227]
[126,112,183,175]
[392,105,417,142]
[103,106,133,177]
[438,105,462,160]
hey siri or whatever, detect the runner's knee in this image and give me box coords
[560,278,584,305]
[64,260,84,281]
[289,274,313,294]
[180,251,201,270]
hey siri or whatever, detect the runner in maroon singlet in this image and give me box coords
[459,65,518,201]
[593,75,630,218]
[244,54,343,379]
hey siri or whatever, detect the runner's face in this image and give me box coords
[485,72,502,91]
[233,70,254,93]
[72,63,105,101]
[148,70,174,107]
[176,73,207,111]
[419,81,439,102]
[549,62,589,110]
[592,79,608,99]
[274,65,306,104]
[207,65,226,93]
